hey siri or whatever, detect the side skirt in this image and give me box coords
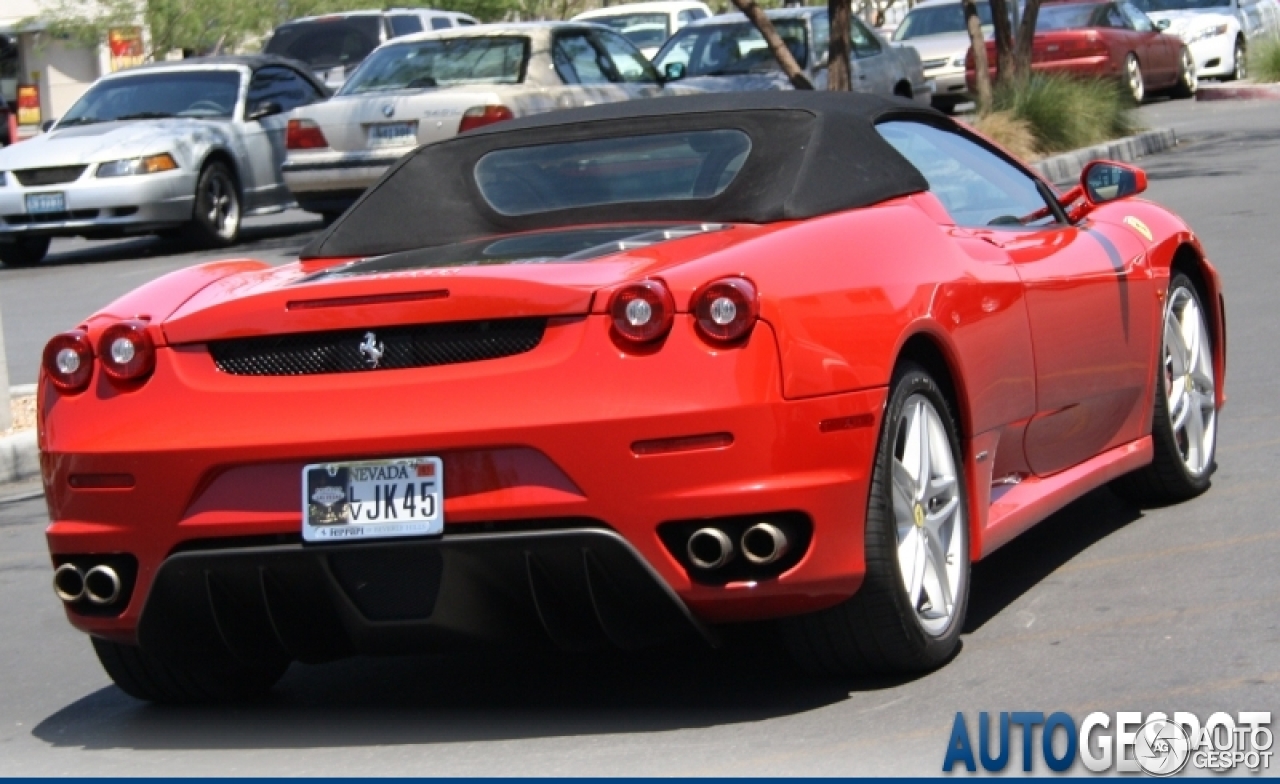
[977,436,1153,559]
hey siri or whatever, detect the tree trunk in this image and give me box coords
[828,0,852,91]
[986,0,1016,87]
[726,0,815,90]
[961,0,992,113]
[1012,0,1043,82]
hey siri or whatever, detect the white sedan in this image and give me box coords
[282,22,699,221]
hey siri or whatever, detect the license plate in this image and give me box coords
[302,457,443,542]
[25,193,65,214]
[367,121,417,147]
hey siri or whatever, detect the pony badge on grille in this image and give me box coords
[359,332,384,368]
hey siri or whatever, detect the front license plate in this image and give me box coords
[302,457,443,542]
[367,121,417,147]
[25,192,65,214]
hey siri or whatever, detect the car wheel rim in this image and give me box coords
[1236,44,1247,79]
[204,172,239,240]
[1163,287,1216,477]
[1183,51,1197,91]
[1127,56,1144,101]
[890,394,965,637]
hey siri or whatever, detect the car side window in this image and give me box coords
[591,29,662,82]
[553,32,614,84]
[850,17,883,58]
[1120,2,1156,31]
[246,66,323,115]
[431,17,452,30]
[389,14,423,35]
[677,9,698,24]
[877,120,1060,228]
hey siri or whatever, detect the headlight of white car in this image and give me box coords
[1183,23,1229,43]
[95,154,179,178]
[952,53,967,67]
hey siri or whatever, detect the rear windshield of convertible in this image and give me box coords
[474,130,752,216]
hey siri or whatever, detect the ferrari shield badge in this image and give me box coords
[1124,216,1153,242]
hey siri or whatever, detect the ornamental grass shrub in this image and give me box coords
[971,110,1041,161]
[1249,36,1280,82]
[989,73,1137,155]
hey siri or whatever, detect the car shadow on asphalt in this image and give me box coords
[32,217,325,269]
[30,488,1143,752]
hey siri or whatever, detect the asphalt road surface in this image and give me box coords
[0,98,1277,775]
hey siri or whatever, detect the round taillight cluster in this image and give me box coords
[692,277,759,345]
[98,320,155,383]
[609,279,675,344]
[41,320,156,393]
[42,331,94,393]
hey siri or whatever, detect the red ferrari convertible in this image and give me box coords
[965,0,1197,102]
[39,93,1224,703]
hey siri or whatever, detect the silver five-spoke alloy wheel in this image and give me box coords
[1164,286,1216,477]
[203,168,240,242]
[891,394,966,637]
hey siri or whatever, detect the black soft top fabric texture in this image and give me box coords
[301,92,941,260]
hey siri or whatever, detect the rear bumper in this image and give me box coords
[137,529,715,663]
[281,151,406,198]
[43,315,885,649]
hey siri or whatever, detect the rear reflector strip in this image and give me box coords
[286,289,449,311]
[631,432,733,456]
[69,474,136,489]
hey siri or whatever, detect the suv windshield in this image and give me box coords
[893,3,994,39]
[265,17,384,70]
[475,130,752,216]
[585,13,672,49]
[654,19,809,75]
[59,70,240,126]
[340,37,530,94]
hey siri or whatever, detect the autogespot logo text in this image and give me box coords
[942,711,1272,775]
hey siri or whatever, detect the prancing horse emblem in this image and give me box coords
[359,332,385,368]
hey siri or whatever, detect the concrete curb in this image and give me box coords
[1032,127,1178,185]
[1195,83,1280,101]
[0,430,37,484]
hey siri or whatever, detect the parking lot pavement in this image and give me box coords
[0,96,1276,775]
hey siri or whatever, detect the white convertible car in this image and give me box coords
[0,56,328,267]
[281,22,700,220]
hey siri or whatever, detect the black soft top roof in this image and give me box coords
[301,92,943,260]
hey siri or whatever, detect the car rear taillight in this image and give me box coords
[609,280,675,344]
[286,119,329,149]
[97,320,155,384]
[458,105,514,134]
[42,331,94,393]
[692,277,759,345]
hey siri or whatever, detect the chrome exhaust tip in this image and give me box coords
[687,527,734,570]
[83,565,122,606]
[53,563,85,603]
[741,522,790,566]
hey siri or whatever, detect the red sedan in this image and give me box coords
[966,0,1197,101]
[39,93,1224,702]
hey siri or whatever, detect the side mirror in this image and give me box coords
[41,119,56,132]
[1081,160,1147,204]
[663,61,687,81]
[1155,17,1172,30]
[246,100,284,121]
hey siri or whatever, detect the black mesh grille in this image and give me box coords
[208,318,547,376]
[13,166,87,186]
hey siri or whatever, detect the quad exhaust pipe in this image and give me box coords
[687,527,735,570]
[53,563,122,606]
[741,522,789,566]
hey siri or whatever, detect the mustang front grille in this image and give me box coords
[12,166,88,186]
[207,318,547,376]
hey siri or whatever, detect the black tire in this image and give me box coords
[780,362,970,675]
[1169,47,1197,99]
[1125,53,1145,103]
[0,236,50,267]
[189,160,241,248]
[91,636,288,704]
[1226,37,1247,81]
[1111,273,1218,506]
